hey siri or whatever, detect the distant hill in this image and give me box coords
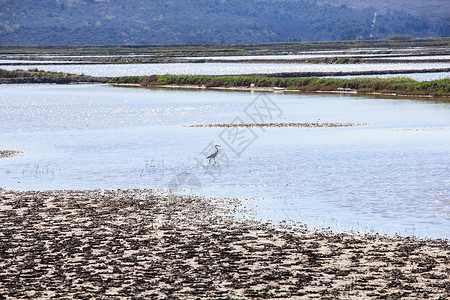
[0,0,448,45]
[313,0,449,20]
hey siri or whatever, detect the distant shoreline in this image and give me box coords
[1,68,449,98]
[1,37,449,56]
[109,73,450,98]
[112,83,448,99]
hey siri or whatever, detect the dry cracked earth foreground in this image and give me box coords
[0,189,449,299]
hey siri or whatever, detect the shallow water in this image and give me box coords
[2,62,449,79]
[1,84,449,238]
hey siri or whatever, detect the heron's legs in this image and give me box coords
[208,157,217,165]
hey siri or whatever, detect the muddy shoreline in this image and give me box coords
[113,83,450,99]
[185,122,369,128]
[0,75,110,85]
[0,189,449,298]
[260,67,450,78]
[0,150,23,159]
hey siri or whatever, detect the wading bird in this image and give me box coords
[207,145,221,165]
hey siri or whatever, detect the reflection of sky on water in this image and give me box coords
[1,84,449,238]
[1,62,449,81]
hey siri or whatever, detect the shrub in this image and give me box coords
[141,75,159,86]
[108,74,450,96]
[205,78,222,87]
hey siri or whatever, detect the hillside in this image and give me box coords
[313,0,449,20]
[0,0,448,45]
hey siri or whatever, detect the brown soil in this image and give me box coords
[185,122,369,128]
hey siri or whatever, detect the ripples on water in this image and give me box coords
[2,62,450,80]
[0,84,449,238]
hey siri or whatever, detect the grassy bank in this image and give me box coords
[109,75,450,97]
[0,68,67,78]
[0,68,110,84]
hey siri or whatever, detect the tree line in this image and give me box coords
[0,0,448,45]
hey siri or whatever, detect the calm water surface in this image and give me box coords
[1,84,449,238]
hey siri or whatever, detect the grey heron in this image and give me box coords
[207,145,221,164]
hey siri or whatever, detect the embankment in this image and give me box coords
[110,74,450,97]
[0,69,110,84]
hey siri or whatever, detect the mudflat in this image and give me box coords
[0,150,22,159]
[0,189,448,298]
[185,122,368,128]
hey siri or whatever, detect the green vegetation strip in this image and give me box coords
[0,68,110,84]
[109,75,450,97]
